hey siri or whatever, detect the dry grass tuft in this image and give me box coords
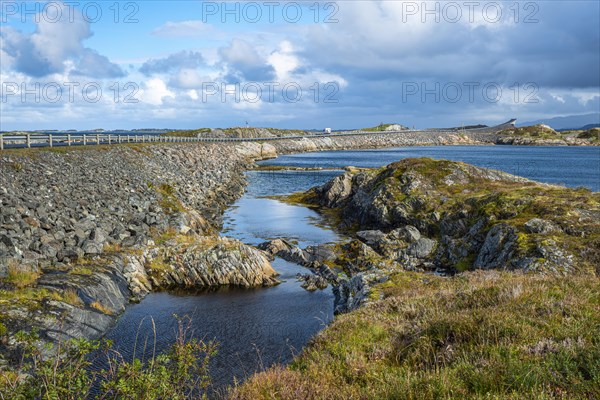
[4,264,40,289]
[90,301,112,315]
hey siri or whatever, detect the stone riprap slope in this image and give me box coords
[0,142,279,362]
[283,158,600,312]
[267,130,498,154]
[0,144,258,270]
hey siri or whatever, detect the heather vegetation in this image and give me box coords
[229,271,600,400]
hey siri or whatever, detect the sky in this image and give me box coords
[1,0,599,131]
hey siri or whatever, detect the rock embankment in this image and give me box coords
[289,158,600,312]
[0,142,278,362]
[497,125,599,146]
[0,144,250,271]
[267,130,498,154]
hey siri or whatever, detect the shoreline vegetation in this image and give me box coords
[0,133,598,398]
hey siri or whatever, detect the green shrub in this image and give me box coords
[0,316,216,400]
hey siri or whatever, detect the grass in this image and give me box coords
[575,128,600,141]
[103,243,122,253]
[229,270,600,400]
[454,253,477,272]
[500,126,599,143]
[1,316,216,399]
[152,227,197,246]
[161,128,212,137]
[47,288,84,307]
[0,286,84,311]
[147,257,171,280]
[361,123,397,132]
[69,266,94,276]
[59,289,84,307]
[9,161,23,171]
[90,300,112,315]
[155,182,186,215]
[500,125,564,139]
[3,264,40,289]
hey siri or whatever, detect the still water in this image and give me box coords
[103,145,599,395]
[260,145,600,191]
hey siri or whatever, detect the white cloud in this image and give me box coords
[139,78,175,105]
[267,41,299,81]
[187,89,199,100]
[232,99,263,110]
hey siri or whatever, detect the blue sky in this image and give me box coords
[1,1,599,130]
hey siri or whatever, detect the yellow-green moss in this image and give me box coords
[155,183,185,214]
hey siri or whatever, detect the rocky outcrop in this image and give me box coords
[150,236,279,289]
[292,158,599,312]
[332,270,389,314]
[0,144,267,275]
[1,256,131,360]
[257,239,338,290]
[258,239,336,267]
[296,273,329,291]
